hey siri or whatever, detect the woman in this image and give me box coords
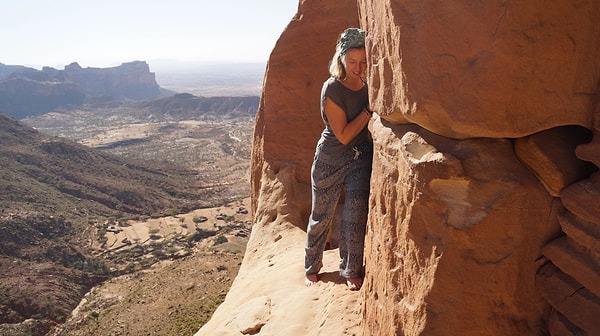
[304,28,374,290]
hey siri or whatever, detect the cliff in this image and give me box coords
[197,1,600,335]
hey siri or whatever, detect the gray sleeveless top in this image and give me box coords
[317,77,370,153]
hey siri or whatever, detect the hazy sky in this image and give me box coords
[0,0,298,70]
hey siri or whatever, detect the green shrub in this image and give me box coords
[189,231,212,242]
[214,235,228,245]
[193,216,208,223]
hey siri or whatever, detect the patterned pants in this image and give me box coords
[305,140,372,279]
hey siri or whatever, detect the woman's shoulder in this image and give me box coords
[322,77,344,93]
[323,76,338,87]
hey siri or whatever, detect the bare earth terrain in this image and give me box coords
[50,199,251,336]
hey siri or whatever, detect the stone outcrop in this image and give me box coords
[515,125,595,197]
[535,95,600,335]
[250,0,361,213]
[359,1,600,335]
[361,1,600,139]
[199,0,600,335]
[362,123,562,336]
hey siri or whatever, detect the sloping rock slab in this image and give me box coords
[515,125,594,197]
[560,175,600,225]
[536,262,600,334]
[543,236,600,297]
[558,212,600,262]
[548,310,584,336]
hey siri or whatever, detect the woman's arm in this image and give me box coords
[324,97,371,145]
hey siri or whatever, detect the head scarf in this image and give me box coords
[336,28,365,55]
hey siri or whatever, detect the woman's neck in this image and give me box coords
[341,76,364,91]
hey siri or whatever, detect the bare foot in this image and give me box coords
[346,277,363,291]
[305,274,318,287]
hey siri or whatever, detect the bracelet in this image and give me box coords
[363,107,373,116]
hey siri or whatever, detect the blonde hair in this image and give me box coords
[328,49,347,81]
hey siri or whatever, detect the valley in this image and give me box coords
[23,103,255,201]
[0,64,261,335]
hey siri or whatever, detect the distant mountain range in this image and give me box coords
[0,61,264,121]
[0,61,163,119]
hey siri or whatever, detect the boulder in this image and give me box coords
[359,0,600,139]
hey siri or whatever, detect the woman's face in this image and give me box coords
[342,48,367,80]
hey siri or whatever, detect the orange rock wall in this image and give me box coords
[245,0,600,335]
[360,1,600,139]
[362,123,562,335]
[251,0,360,217]
[356,1,600,335]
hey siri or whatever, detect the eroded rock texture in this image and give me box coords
[250,0,360,216]
[536,96,600,336]
[360,1,600,139]
[358,1,600,335]
[202,1,600,335]
[362,123,561,335]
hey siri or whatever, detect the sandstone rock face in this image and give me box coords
[538,98,600,335]
[202,1,600,335]
[358,1,600,334]
[361,122,563,336]
[360,1,600,139]
[514,125,595,197]
[250,0,361,213]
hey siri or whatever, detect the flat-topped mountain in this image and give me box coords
[0,61,163,119]
[44,61,161,100]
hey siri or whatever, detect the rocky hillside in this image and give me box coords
[0,113,226,335]
[0,114,216,217]
[0,61,162,119]
[0,76,85,118]
[198,1,600,335]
